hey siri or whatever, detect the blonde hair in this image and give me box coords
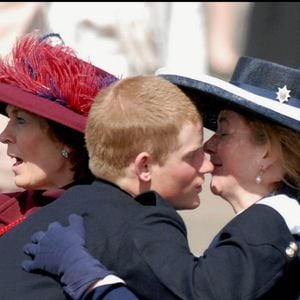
[246,116,300,190]
[86,75,201,181]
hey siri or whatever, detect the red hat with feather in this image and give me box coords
[0,31,118,133]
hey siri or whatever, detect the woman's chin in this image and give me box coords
[14,178,30,190]
[210,183,222,196]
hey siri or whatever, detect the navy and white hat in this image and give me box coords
[159,56,300,133]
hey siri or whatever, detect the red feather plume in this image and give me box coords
[0,31,117,116]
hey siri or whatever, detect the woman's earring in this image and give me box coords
[255,166,264,184]
[61,148,69,159]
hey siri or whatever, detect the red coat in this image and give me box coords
[0,188,66,236]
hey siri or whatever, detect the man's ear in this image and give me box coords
[134,152,152,182]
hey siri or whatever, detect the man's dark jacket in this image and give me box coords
[0,179,298,300]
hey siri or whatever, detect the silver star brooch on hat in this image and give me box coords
[276,85,291,103]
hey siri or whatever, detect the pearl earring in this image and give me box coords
[255,174,262,184]
[255,166,264,184]
[61,148,69,159]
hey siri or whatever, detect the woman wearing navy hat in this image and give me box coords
[22,57,300,299]
[0,31,117,236]
[165,56,300,299]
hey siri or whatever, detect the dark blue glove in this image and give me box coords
[22,214,113,300]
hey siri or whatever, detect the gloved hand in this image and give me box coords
[22,214,113,300]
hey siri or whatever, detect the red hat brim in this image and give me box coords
[0,82,87,133]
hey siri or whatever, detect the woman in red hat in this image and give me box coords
[0,31,118,236]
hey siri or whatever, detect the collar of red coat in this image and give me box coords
[0,188,66,229]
